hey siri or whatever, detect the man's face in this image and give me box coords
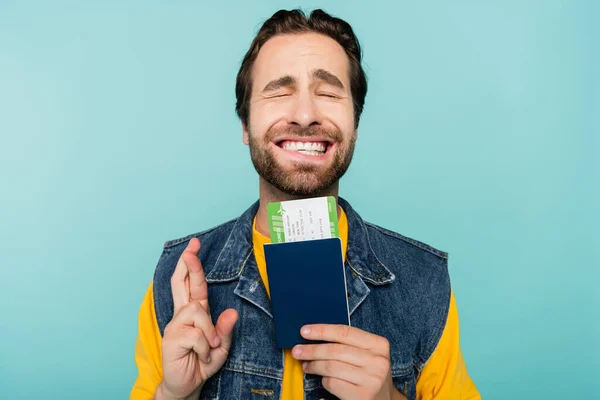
[243,32,357,196]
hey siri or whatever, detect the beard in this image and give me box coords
[247,124,357,197]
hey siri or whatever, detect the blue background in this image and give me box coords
[0,1,598,398]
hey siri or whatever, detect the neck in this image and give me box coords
[255,178,340,237]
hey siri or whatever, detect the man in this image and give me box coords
[131,8,480,400]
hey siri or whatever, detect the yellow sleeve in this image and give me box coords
[130,282,164,400]
[416,291,481,400]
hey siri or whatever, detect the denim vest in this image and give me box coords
[153,197,451,400]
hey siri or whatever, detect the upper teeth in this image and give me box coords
[282,141,327,152]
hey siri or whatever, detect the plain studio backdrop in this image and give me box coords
[0,1,598,398]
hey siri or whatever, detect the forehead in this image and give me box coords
[252,32,350,87]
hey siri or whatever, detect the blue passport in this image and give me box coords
[264,237,350,349]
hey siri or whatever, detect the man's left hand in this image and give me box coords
[292,324,406,400]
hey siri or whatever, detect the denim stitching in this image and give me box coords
[346,258,392,286]
[223,363,283,380]
[226,361,281,376]
[206,249,251,282]
[391,366,413,376]
[212,368,222,400]
[346,259,365,283]
[239,365,245,399]
[362,222,396,283]
[212,223,242,272]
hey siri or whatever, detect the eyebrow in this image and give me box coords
[261,69,345,93]
[312,68,345,90]
[262,75,296,93]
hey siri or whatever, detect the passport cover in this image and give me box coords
[263,237,350,348]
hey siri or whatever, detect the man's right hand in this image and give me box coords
[156,238,238,400]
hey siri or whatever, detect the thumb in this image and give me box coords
[215,308,238,351]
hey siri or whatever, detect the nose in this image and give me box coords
[289,91,322,128]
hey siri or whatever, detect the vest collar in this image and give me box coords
[205,196,395,285]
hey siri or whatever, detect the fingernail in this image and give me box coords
[292,346,302,357]
[213,335,221,347]
[301,326,311,336]
[205,355,211,363]
[302,361,308,371]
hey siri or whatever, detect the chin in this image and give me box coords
[277,175,334,196]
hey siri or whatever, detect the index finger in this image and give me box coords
[300,324,390,357]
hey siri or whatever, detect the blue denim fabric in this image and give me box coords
[153,197,451,400]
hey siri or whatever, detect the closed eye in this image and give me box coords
[268,93,292,99]
[317,93,340,99]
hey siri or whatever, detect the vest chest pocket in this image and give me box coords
[199,367,282,400]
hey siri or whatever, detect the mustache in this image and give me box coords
[265,125,343,142]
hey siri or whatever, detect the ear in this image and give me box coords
[242,123,250,145]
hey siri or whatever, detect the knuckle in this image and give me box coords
[378,336,390,353]
[376,356,390,375]
[324,360,334,375]
[332,343,345,357]
[188,301,201,312]
[302,345,313,358]
[190,328,204,343]
[196,344,209,357]
[315,325,325,337]
[338,325,350,340]
[302,361,310,373]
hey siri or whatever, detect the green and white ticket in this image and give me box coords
[267,196,339,244]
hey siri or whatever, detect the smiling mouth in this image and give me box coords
[275,140,331,157]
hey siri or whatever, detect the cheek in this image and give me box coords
[321,102,354,136]
[250,101,290,136]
